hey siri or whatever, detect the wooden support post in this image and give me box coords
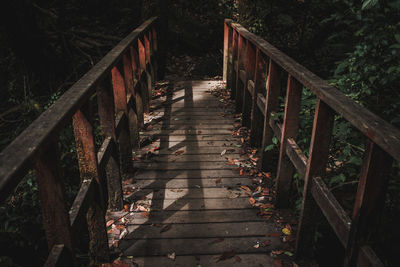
[260,59,281,170]
[235,34,246,113]
[122,53,139,148]
[34,140,75,256]
[111,65,133,177]
[231,30,238,100]
[130,46,144,128]
[72,109,109,265]
[343,140,393,266]
[296,99,334,257]
[242,41,256,127]
[144,34,154,100]
[138,37,150,112]
[223,22,232,84]
[96,80,123,211]
[275,75,302,208]
[250,49,267,147]
[151,26,158,82]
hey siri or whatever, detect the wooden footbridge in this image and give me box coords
[1,17,399,267]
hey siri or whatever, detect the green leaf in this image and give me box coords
[272,137,278,145]
[264,144,274,152]
[362,0,379,10]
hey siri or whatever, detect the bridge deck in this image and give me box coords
[107,80,290,266]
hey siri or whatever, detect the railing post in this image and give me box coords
[72,109,109,264]
[138,37,150,112]
[231,30,238,100]
[34,139,75,256]
[223,21,232,84]
[296,98,334,257]
[130,46,145,128]
[122,53,140,148]
[344,140,393,266]
[111,65,134,177]
[96,79,123,211]
[275,75,302,208]
[250,49,267,147]
[151,26,158,82]
[235,34,246,113]
[144,31,155,94]
[242,40,256,127]
[260,59,281,170]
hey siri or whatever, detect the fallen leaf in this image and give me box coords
[197,130,202,134]
[106,220,115,228]
[160,224,172,233]
[123,204,129,212]
[234,256,242,263]
[282,228,291,236]
[267,233,281,237]
[153,146,160,151]
[141,211,150,218]
[253,243,260,248]
[175,150,185,155]
[167,252,176,261]
[261,240,272,247]
[216,250,236,262]
[119,228,128,239]
[273,259,282,267]
[249,198,256,206]
[215,178,222,185]
[240,185,251,192]
[271,250,285,256]
[221,149,227,156]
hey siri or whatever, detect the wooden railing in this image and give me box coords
[0,17,158,266]
[224,19,400,266]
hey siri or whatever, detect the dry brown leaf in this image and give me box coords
[215,178,222,185]
[123,204,129,212]
[240,185,251,192]
[216,250,236,262]
[153,146,160,151]
[249,198,256,206]
[234,255,242,262]
[175,150,185,155]
[141,211,150,218]
[267,232,281,237]
[160,224,172,233]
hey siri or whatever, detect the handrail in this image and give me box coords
[224,18,398,267]
[0,17,159,265]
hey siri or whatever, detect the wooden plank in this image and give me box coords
[69,176,95,232]
[235,34,246,112]
[127,187,251,200]
[134,162,245,170]
[140,129,234,136]
[275,75,302,207]
[260,59,281,170]
[136,140,242,147]
[147,124,235,130]
[140,134,238,142]
[120,209,264,225]
[344,140,392,266]
[311,177,351,246]
[129,177,251,189]
[296,99,334,257]
[147,119,236,125]
[256,93,266,116]
[120,253,274,267]
[0,18,158,201]
[226,19,400,162]
[136,154,244,163]
[124,222,277,239]
[120,236,280,256]
[34,140,74,254]
[134,169,245,179]
[231,29,238,99]
[72,109,109,264]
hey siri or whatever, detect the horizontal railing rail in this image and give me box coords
[224,18,400,267]
[0,17,158,266]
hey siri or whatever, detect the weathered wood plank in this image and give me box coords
[134,162,245,170]
[134,169,244,179]
[129,177,251,189]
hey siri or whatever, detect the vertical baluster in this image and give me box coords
[275,75,302,207]
[138,37,150,112]
[122,53,139,148]
[130,46,144,128]
[242,41,256,127]
[72,109,109,264]
[231,30,238,100]
[111,65,133,177]
[34,139,75,255]
[96,79,123,211]
[296,98,334,257]
[151,26,158,81]
[235,34,246,113]
[260,59,281,170]
[250,49,267,147]
[144,33,154,99]
[344,140,392,266]
[223,21,232,84]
